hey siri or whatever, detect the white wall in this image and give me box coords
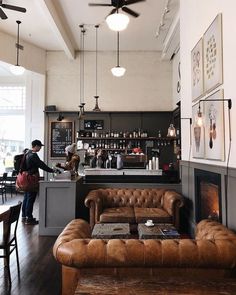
[0,31,46,75]
[46,50,173,112]
[180,0,236,168]
[172,49,181,108]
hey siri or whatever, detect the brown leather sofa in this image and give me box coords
[53,219,236,295]
[84,188,184,229]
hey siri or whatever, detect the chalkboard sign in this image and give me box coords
[50,121,74,158]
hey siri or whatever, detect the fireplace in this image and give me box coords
[194,169,222,223]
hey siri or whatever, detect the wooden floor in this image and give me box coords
[0,194,61,295]
[1,194,236,295]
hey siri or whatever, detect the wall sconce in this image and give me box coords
[56,113,64,121]
[10,20,25,75]
[167,124,176,137]
[193,98,232,226]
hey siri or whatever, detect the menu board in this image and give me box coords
[50,121,74,158]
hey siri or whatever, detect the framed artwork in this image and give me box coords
[191,38,204,101]
[204,89,225,161]
[203,13,223,93]
[192,101,205,158]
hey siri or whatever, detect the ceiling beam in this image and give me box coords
[37,0,75,59]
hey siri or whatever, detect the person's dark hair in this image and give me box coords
[32,139,44,147]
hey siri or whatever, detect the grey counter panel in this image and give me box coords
[39,179,82,236]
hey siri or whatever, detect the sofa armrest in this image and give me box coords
[162,190,184,229]
[53,219,91,264]
[195,219,236,240]
[84,190,104,228]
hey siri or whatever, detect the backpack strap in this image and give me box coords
[19,153,27,173]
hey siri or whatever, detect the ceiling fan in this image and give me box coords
[88,0,146,18]
[0,0,26,20]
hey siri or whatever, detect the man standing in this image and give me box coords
[22,139,55,225]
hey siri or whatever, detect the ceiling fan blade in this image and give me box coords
[108,8,117,15]
[1,4,26,13]
[125,0,145,5]
[0,7,7,19]
[122,6,139,17]
[89,3,112,6]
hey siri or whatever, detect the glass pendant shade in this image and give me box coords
[111,66,126,77]
[167,124,176,137]
[196,111,203,127]
[10,65,25,75]
[106,13,129,31]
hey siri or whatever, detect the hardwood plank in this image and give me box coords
[0,194,61,295]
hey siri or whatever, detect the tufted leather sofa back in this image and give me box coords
[96,188,166,208]
[53,219,236,270]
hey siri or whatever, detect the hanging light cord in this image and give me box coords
[95,25,99,97]
[16,20,21,66]
[117,32,120,67]
[79,25,85,105]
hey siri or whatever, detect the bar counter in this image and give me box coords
[84,168,179,183]
[39,176,83,236]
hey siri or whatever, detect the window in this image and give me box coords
[0,86,25,173]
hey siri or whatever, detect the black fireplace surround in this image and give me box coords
[194,169,222,223]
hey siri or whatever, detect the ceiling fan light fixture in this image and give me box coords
[10,64,25,75]
[111,66,126,77]
[106,13,129,31]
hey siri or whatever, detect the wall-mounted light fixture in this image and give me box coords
[111,32,126,77]
[56,113,64,121]
[106,11,129,31]
[193,98,232,226]
[10,20,25,75]
[196,99,232,127]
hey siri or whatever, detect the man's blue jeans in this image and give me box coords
[22,191,37,219]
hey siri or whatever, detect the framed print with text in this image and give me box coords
[191,38,204,101]
[203,13,223,93]
[204,89,225,161]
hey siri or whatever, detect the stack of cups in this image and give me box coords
[148,157,159,170]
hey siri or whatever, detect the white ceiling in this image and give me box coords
[0,0,179,55]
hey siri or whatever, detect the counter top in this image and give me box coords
[84,168,162,176]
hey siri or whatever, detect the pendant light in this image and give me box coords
[93,25,101,112]
[167,124,176,137]
[78,25,86,120]
[106,11,129,32]
[111,32,126,77]
[10,20,25,75]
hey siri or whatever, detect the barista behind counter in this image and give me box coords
[56,143,80,174]
[91,149,107,168]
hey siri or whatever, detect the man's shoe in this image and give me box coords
[21,217,26,222]
[25,218,39,225]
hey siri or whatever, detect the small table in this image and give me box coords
[138,223,180,239]
[92,223,131,239]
